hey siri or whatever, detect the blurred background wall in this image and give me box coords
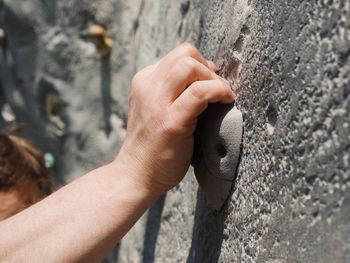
[0,0,349,262]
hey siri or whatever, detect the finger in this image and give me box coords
[207,60,219,72]
[136,60,161,78]
[157,43,209,75]
[164,57,220,100]
[171,79,235,126]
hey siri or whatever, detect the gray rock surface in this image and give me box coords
[0,0,349,262]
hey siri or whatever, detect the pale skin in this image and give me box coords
[0,43,235,262]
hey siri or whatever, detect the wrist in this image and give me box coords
[111,147,168,201]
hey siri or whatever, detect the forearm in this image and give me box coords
[0,156,162,263]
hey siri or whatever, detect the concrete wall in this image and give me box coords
[0,0,349,262]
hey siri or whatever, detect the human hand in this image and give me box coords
[116,43,235,196]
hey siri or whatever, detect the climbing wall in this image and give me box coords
[0,0,349,262]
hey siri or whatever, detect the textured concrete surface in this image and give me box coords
[0,0,349,262]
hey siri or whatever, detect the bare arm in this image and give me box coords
[0,161,159,262]
[0,43,234,262]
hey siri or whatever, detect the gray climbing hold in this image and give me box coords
[192,104,243,210]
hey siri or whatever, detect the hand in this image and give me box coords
[116,43,235,195]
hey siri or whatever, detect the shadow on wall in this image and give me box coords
[139,188,228,263]
[186,190,226,263]
[138,186,229,263]
[142,195,166,263]
[100,56,113,137]
[102,243,120,263]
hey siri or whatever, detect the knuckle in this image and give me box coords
[160,111,184,136]
[219,77,230,86]
[131,72,144,88]
[164,120,185,137]
[181,42,199,57]
[189,82,204,100]
[218,78,230,92]
[131,72,147,96]
[180,56,197,74]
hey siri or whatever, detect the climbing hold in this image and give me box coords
[192,104,243,210]
[86,25,114,57]
[88,25,106,37]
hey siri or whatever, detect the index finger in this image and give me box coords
[156,43,209,75]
